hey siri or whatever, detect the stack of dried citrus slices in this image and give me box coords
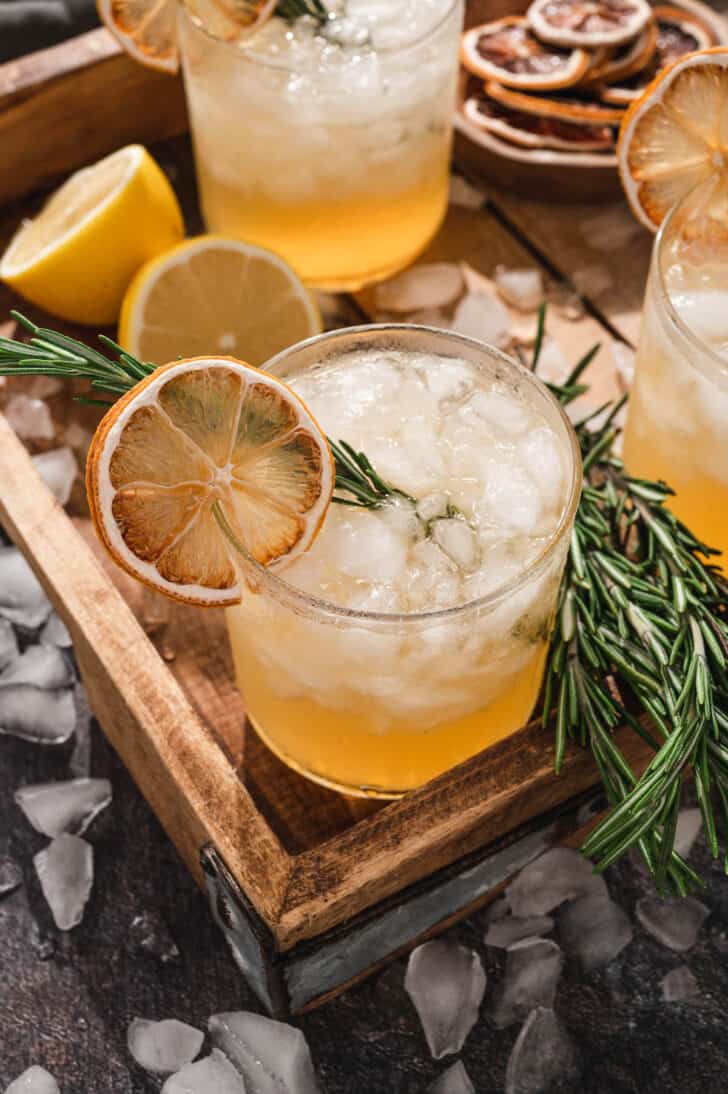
[461,0,717,157]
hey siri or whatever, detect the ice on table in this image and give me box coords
[495,267,543,313]
[559,894,633,972]
[4,1066,60,1093]
[0,619,19,672]
[162,1050,246,1093]
[0,685,76,744]
[0,548,52,630]
[31,447,77,507]
[33,833,93,931]
[450,292,511,349]
[0,853,23,897]
[661,965,699,1002]
[15,778,112,838]
[68,684,93,777]
[485,915,554,949]
[128,1018,204,1074]
[0,645,73,690]
[130,910,180,963]
[39,612,72,650]
[210,1011,321,1094]
[674,808,703,861]
[506,847,608,917]
[427,1060,476,1094]
[490,938,564,1029]
[636,896,709,952]
[505,1007,579,1094]
[449,174,485,211]
[4,394,54,441]
[375,263,464,313]
[404,940,486,1059]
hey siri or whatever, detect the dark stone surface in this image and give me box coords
[2,706,728,1093]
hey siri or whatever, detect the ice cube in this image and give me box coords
[533,337,570,384]
[4,1066,60,1094]
[15,777,112,837]
[427,1060,476,1094]
[375,263,464,313]
[422,360,475,405]
[430,519,479,572]
[162,1050,246,1094]
[468,390,530,437]
[505,1008,579,1094]
[661,965,699,1002]
[636,896,709,952]
[63,421,92,455]
[33,833,93,931]
[333,511,408,582]
[0,548,52,630]
[130,910,180,963]
[4,394,54,441]
[520,428,566,511]
[486,895,510,923]
[39,612,72,649]
[404,940,486,1059]
[490,938,564,1029]
[209,1011,322,1094]
[449,173,485,210]
[128,1018,204,1074]
[416,492,450,524]
[0,645,73,690]
[451,292,511,349]
[68,683,93,777]
[31,447,77,507]
[506,847,608,917]
[0,618,19,671]
[0,853,23,897]
[559,895,633,971]
[495,267,543,313]
[0,685,76,744]
[485,915,554,949]
[610,341,635,394]
[674,808,703,860]
[481,464,543,537]
[26,376,62,399]
[377,497,422,542]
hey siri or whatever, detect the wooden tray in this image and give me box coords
[0,17,654,1016]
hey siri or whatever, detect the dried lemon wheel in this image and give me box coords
[461,16,590,90]
[618,46,728,231]
[464,94,615,152]
[528,0,652,48]
[86,358,335,605]
[485,79,625,124]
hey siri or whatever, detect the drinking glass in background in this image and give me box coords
[177,0,464,290]
[623,183,728,561]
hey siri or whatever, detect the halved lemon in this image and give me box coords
[119,236,322,369]
[86,357,335,605]
[618,46,728,231]
[0,145,183,326]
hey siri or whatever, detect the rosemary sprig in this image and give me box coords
[275,0,329,21]
[330,438,415,509]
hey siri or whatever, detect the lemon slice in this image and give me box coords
[618,46,728,231]
[86,357,334,605]
[0,145,183,325]
[119,236,322,368]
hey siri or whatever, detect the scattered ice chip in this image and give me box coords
[490,939,564,1029]
[0,645,73,690]
[505,1007,579,1094]
[485,915,554,949]
[495,267,543,312]
[69,683,93,777]
[0,685,76,744]
[661,965,699,1002]
[130,910,180,963]
[128,1019,204,1074]
[533,336,570,384]
[33,834,93,930]
[449,173,485,210]
[427,1060,476,1094]
[209,1011,322,1094]
[674,808,703,861]
[31,447,77,507]
[4,394,54,441]
[63,421,92,454]
[485,895,510,923]
[0,548,52,630]
[610,341,635,393]
[375,263,464,313]
[25,376,62,399]
[0,853,23,897]
[15,778,111,837]
[636,896,709,952]
[430,518,479,572]
[39,612,72,649]
[4,1066,60,1094]
[450,292,511,349]
[506,847,608,917]
[559,895,633,971]
[0,618,19,672]
[404,940,486,1059]
[547,283,584,321]
[162,1049,246,1094]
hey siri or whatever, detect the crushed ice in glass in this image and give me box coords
[0,645,73,690]
[33,833,93,931]
[130,910,180,963]
[0,548,52,630]
[427,1059,476,1094]
[0,853,23,897]
[128,1018,204,1074]
[506,847,607,917]
[495,267,543,312]
[559,894,633,971]
[210,1011,322,1094]
[4,395,54,441]
[4,1066,60,1094]
[636,896,709,952]
[661,965,699,1002]
[490,938,564,1029]
[404,940,486,1059]
[485,914,554,949]
[0,685,76,744]
[505,1007,579,1094]
[375,263,463,313]
[31,447,77,507]
[161,1049,246,1094]
[15,778,111,838]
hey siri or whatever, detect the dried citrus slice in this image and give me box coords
[485,79,625,124]
[119,236,322,369]
[463,94,615,151]
[528,0,652,48]
[86,357,335,605]
[618,47,728,231]
[461,16,590,90]
[581,18,657,84]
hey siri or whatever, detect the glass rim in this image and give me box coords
[222,324,583,627]
[177,0,462,68]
